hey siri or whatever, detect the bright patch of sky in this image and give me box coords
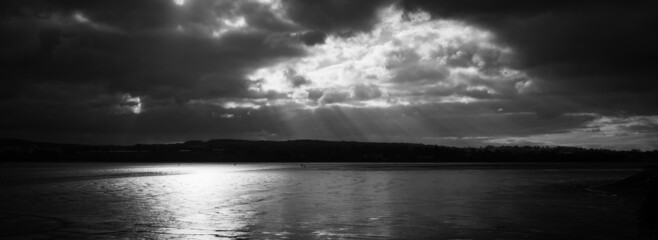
[174,0,186,6]
[206,0,290,38]
[248,5,527,108]
[212,16,248,38]
[117,94,142,114]
[486,114,658,150]
[73,12,89,23]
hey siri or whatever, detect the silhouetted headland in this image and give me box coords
[1,139,656,166]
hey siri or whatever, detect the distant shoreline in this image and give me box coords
[2,138,657,164]
[311,162,658,170]
[2,161,656,169]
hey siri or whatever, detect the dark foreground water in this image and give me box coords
[0,163,642,239]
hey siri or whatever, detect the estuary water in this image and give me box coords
[0,163,642,239]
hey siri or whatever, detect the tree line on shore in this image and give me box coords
[1,138,656,163]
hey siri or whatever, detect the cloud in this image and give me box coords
[295,30,327,46]
[514,79,539,95]
[0,0,311,103]
[485,114,658,150]
[389,61,450,85]
[401,0,658,116]
[318,90,349,105]
[349,84,385,101]
[248,6,526,108]
[0,0,657,149]
[283,0,395,36]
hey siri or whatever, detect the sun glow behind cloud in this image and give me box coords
[165,3,656,150]
[247,5,526,109]
[118,94,142,114]
[179,0,292,39]
[3,0,657,149]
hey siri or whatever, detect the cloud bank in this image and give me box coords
[0,0,656,149]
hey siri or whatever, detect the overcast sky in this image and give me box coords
[1,0,657,149]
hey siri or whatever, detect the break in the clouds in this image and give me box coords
[248,6,522,108]
[0,0,657,149]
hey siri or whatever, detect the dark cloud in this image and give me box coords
[389,63,450,84]
[0,0,310,143]
[349,84,384,101]
[0,0,657,149]
[400,0,587,18]
[401,0,658,115]
[44,0,176,31]
[318,90,349,105]
[296,30,326,46]
[283,0,394,36]
[0,0,308,100]
[284,69,311,88]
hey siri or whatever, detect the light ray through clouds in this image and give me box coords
[187,2,657,149]
[218,4,533,143]
[1,0,657,149]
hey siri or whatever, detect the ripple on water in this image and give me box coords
[0,213,67,236]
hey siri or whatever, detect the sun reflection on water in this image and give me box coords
[0,164,641,239]
[152,164,269,238]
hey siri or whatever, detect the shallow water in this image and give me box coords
[0,163,642,239]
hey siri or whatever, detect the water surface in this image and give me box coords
[0,163,641,239]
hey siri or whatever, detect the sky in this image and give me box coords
[1,0,657,149]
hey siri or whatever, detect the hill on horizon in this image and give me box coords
[1,138,656,164]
